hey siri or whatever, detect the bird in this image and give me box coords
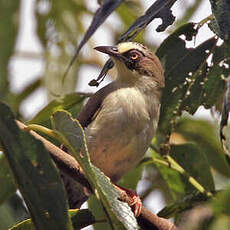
[62,42,164,216]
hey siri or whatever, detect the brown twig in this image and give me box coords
[16,120,177,230]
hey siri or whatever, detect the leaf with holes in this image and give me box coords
[156,23,217,134]
[209,0,230,43]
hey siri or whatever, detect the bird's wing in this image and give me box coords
[77,82,116,128]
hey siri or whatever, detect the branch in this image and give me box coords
[16,120,177,230]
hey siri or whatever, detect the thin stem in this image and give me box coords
[166,155,212,197]
[26,124,60,141]
[197,14,214,29]
[150,151,212,197]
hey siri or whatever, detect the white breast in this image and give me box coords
[85,84,159,182]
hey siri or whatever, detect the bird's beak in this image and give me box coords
[94,45,121,59]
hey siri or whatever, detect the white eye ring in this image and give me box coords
[112,47,118,52]
[131,53,139,60]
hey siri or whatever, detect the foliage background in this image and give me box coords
[0,0,230,229]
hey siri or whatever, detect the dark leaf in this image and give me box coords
[209,0,230,43]
[0,154,17,204]
[0,193,29,230]
[158,191,208,218]
[118,0,177,42]
[151,149,186,200]
[0,102,73,230]
[175,118,230,177]
[70,209,96,230]
[220,77,230,145]
[10,209,95,230]
[156,23,217,134]
[63,0,124,81]
[171,143,215,191]
[0,0,19,100]
[96,0,178,87]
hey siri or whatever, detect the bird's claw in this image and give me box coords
[115,185,142,217]
[124,188,142,217]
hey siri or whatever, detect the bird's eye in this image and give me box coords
[130,53,139,60]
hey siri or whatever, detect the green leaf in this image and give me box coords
[158,191,208,218]
[35,1,88,97]
[28,93,84,125]
[118,0,176,42]
[69,209,96,230]
[209,0,230,43]
[10,218,34,230]
[52,110,139,230]
[11,79,42,115]
[151,149,186,200]
[203,42,230,109]
[0,193,29,230]
[88,195,110,230]
[0,154,17,204]
[10,209,96,230]
[212,187,230,215]
[118,163,144,190]
[0,0,19,100]
[0,102,73,230]
[175,118,230,177]
[156,23,217,134]
[209,215,230,230]
[64,0,124,80]
[171,143,215,191]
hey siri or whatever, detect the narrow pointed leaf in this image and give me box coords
[158,191,208,218]
[95,0,178,87]
[64,0,124,79]
[0,102,73,230]
[118,0,177,42]
[52,111,139,230]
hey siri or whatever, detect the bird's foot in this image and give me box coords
[115,185,142,217]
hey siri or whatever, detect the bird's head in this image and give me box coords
[95,42,164,88]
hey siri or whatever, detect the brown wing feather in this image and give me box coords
[77,82,116,128]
